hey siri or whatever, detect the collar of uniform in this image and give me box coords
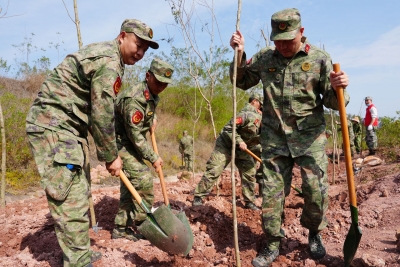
[245,103,258,113]
[144,82,160,104]
[299,36,311,55]
[115,39,125,68]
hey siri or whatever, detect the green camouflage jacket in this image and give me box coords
[179,135,193,155]
[115,81,159,164]
[230,38,350,157]
[26,39,124,162]
[220,103,262,149]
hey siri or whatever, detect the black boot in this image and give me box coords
[308,231,326,259]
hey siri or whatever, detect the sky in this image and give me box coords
[1,0,399,118]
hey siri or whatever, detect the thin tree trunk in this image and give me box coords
[0,103,6,207]
[231,1,242,265]
[73,0,83,49]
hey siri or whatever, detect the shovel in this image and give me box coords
[82,143,102,233]
[333,63,362,266]
[150,131,194,252]
[119,171,192,255]
[244,148,303,196]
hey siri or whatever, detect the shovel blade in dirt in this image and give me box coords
[119,171,192,256]
[150,131,194,255]
[333,63,362,266]
[343,205,362,266]
[139,205,193,256]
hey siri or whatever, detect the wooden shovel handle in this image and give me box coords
[245,148,261,163]
[333,63,357,208]
[119,171,143,205]
[150,131,170,206]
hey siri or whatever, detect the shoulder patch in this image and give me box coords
[113,76,121,95]
[144,89,150,100]
[132,110,143,124]
[236,117,243,125]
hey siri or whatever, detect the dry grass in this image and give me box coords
[0,74,43,99]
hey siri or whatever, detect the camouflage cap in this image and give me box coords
[351,116,360,123]
[120,19,159,49]
[365,96,372,101]
[249,93,263,107]
[270,8,301,41]
[326,130,332,136]
[149,58,174,84]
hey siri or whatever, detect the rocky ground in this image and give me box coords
[1,152,400,267]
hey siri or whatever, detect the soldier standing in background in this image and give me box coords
[179,130,194,172]
[364,96,379,155]
[230,8,350,266]
[351,116,362,154]
[336,118,356,156]
[26,19,158,267]
[193,94,263,211]
[112,58,174,241]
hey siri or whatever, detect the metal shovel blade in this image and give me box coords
[138,204,193,256]
[343,205,362,267]
[173,209,194,255]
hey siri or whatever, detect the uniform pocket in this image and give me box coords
[45,132,84,201]
[45,164,79,201]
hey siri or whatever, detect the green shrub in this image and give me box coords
[0,92,40,192]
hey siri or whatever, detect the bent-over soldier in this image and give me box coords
[193,94,263,210]
[112,58,174,240]
[26,19,158,267]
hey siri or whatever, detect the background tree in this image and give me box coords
[167,0,231,139]
[61,0,83,48]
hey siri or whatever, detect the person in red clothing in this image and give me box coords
[363,96,378,155]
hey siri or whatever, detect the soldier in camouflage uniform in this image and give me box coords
[364,96,378,155]
[179,130,194,171]
[230,8,350,266]
[26,19,159,267]
[112,58,174,240]
[337,119,356,156]
[193,94,263,210]
[351,116,362,154]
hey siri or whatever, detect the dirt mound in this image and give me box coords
[1,159,400,266]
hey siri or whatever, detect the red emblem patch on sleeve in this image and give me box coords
[304,44,310,53]
[144,89,150,100]
[236,117,243,125]
[246,58,252,65]
[113,76,121,95]
[132,111,143,124]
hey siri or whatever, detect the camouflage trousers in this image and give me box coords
[365,127,378,150]
[260,149,329,248]
[183,153,193,172]
[114,146,154,227]
[26,123,92,267]
[354,134,362,153]
[194,137,257,204]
